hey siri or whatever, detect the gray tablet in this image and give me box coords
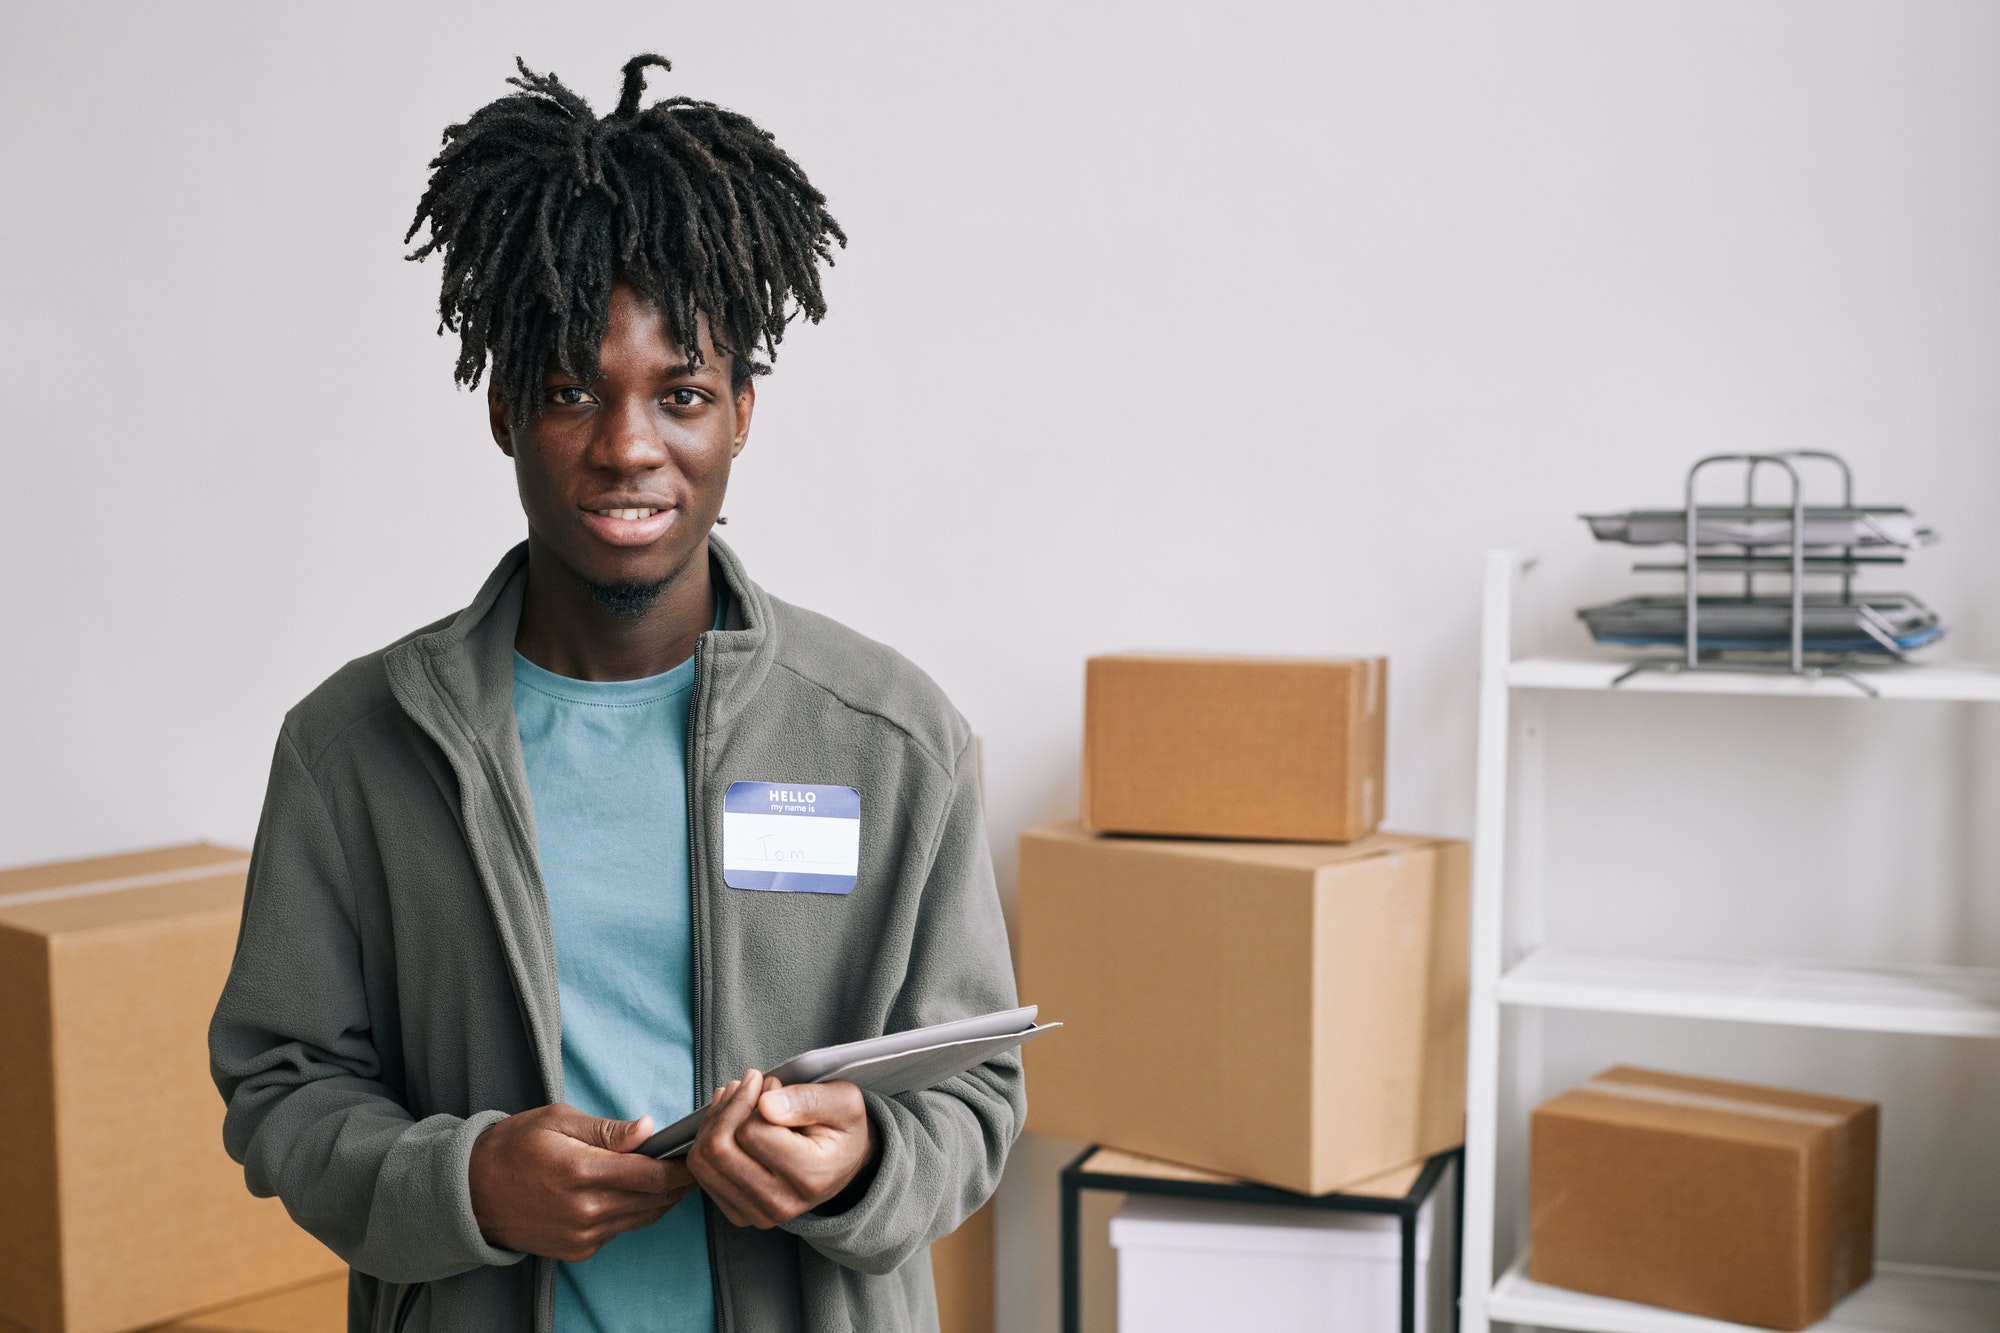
[638,1005,1055,1160]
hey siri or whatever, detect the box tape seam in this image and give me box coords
[1579,1077,1848,1127]
[0,858,254,908]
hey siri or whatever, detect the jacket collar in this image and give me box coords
[391,533,775,738]
[698,533,778,733]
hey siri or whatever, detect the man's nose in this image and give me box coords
[590,398,671,474]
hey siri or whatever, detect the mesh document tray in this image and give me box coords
[1583,507,1934,549]
[1579,593,1944,654]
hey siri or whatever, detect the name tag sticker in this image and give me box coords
[722,782,861,895]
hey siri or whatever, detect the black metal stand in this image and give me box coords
[1059,1145,1463,1333]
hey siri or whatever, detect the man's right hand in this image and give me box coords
[468,1104,695,1261]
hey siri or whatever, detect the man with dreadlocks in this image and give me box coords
[210,55,1022,1332]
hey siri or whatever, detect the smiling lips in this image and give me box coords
[581,503,677,547]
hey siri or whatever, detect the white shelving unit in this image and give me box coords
[1459,549,2000,1333]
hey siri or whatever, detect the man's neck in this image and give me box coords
[514,536,714,682]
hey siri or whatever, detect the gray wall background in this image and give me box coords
[5,3,1998,1328]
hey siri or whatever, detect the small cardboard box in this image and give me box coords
[1531,1066,1878,1330]
[1017,823,1467,1194]
[0,845,345,1333]
[1082,655,1386,843]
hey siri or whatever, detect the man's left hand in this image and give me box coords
[688,1070,875,1228]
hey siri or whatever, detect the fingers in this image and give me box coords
[605,1114,655,1153]
[733,1105,871,1208]
[469,1102,697,1262]
[690,1071,799,1229]
[534,1111,683,1202]
[541,1104,656,1154]
[697,1071,767,1175]
[733,1113,835,1187]
[594,1179,699,1225]
[550,1183,697,1262]
[689,1073,876,1224]
[757,1079,866,1131]
[538,1108,679,1196]
[575,1148,687,1196]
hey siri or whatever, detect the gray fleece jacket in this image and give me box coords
[209,539,1023,1332]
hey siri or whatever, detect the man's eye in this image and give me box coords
[546,385,592,406]
[666,388,703,408]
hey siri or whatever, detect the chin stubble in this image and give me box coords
[585,576,674,619]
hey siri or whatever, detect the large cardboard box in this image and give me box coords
[1017,824,1467,1194]
[1082,656,1386,843]
[1531,1066,1878,1330]
[0,845,344,1333]
[134,1215,990,1332]
[136,1212,990,1332]
[931,1201,995,1333]
[150,1276,346,1333]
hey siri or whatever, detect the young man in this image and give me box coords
[210,55,1022,1332]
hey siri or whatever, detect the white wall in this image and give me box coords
[5,3,1999,1328]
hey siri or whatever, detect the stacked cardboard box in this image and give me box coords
[0,845,345,1333]
[1021,656,1469,1196]
[1082,655,1385,843]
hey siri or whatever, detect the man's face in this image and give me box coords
[490,284,752,599]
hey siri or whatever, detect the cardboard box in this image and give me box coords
[133,1209,987,1332]
[1017,823,1468,1194]
[1530,1066,1878,1330]
[149,1276,346,1333]
[132,1220,985,1332]
[0,845,345,1333]
[1082,655,1386,843]
[932,1201,995,1333]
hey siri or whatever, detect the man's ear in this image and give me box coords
[488,386,516,458]
[731,378,756,460]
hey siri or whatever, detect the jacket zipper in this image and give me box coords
[421,656,564,1333]
[686,630,709,1123]
[685,630,733,1332]
[390,1281,421,1333]
[507,754,563,1333]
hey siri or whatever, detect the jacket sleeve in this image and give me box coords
[782,730,1026,1274]
[209,724,524,1285]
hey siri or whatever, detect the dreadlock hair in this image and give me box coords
[406,53,845,425]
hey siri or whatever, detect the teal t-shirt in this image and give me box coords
[513,640,716,1333]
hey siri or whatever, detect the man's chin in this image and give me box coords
[531,525,706,617]
[584,574,675,619]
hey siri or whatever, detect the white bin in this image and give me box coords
[1108,1184,1450,1333]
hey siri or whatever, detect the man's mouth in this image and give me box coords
[580,504,678,547]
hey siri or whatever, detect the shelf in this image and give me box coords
[1507,654,2000,701]
[1496,947,2000,1038]
[1488,1254,2000,1333]
[1466,553,2000,1333]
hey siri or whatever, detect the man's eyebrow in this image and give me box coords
[539,360,715,384]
